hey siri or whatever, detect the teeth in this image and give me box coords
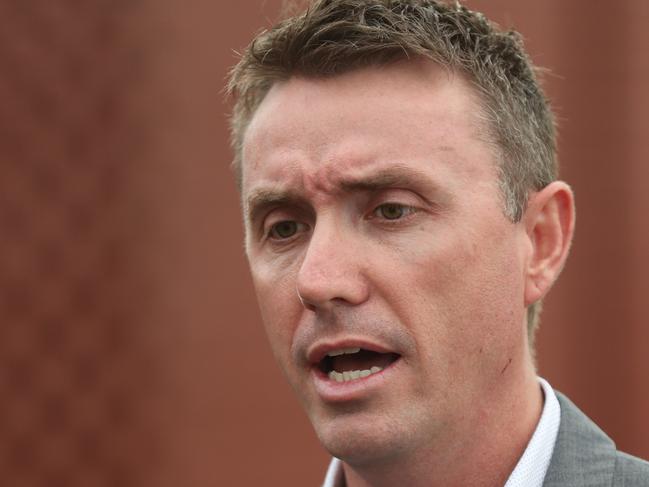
[328,371,342,382]
[329,371,344,382]
[326,347,361,357]
[328,366,383,383]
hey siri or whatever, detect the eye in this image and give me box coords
[269,220,300,239]
[374,203,413,220]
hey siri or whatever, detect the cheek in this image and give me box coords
[251,263,301,362]
[446,243,525,364]
[393,225,525,361]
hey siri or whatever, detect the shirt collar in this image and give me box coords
[322,377,561,487]
[504,377,560,487]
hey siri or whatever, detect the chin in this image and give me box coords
[312,410,408,466]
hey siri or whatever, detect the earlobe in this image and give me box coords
[523,181,576,306]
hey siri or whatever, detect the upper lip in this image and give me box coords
[306,339,398,365]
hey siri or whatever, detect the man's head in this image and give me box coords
[229,0,574,475]
[229,0,558,344]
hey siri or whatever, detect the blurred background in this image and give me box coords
[0,0,647,486]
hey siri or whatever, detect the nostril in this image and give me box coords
[296,237,370,309]
[296,277,370,310]
[298,292,318,311]
[297,292,308,306]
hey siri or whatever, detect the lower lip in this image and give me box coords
[311,358,401,402]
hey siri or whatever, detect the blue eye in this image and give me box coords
[269,221,299,239]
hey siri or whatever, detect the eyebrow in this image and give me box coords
[245,189,305,226]
[244,165,447,224]
[339,166,439,194]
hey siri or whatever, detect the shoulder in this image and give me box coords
[544,390,649,487]
[613,451,649,486]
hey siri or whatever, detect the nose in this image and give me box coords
[296,220,370,312]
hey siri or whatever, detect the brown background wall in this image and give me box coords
[0,1,647,486]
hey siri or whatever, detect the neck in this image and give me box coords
[342,365,543,487]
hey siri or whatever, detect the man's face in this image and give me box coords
[241,62,533,464]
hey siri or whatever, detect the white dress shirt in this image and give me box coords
[322,377,560,487]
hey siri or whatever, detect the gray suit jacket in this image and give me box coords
[544,391,649,486]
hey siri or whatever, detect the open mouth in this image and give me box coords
[318,347,400,383]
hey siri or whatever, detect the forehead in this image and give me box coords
[240,61,496,205]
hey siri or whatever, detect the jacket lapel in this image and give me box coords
[543,391,616,487]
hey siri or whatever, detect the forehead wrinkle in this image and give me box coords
[243,155,343,221]
[300,161,348,199]
[297,141,426,197]
[243,126,469,225]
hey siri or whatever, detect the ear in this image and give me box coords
[523,181,576,306]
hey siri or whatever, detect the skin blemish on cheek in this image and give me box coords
[500,357,513,375]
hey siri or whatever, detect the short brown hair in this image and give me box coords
[228,0,557,349]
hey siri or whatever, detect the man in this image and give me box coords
[228,1,649,486]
